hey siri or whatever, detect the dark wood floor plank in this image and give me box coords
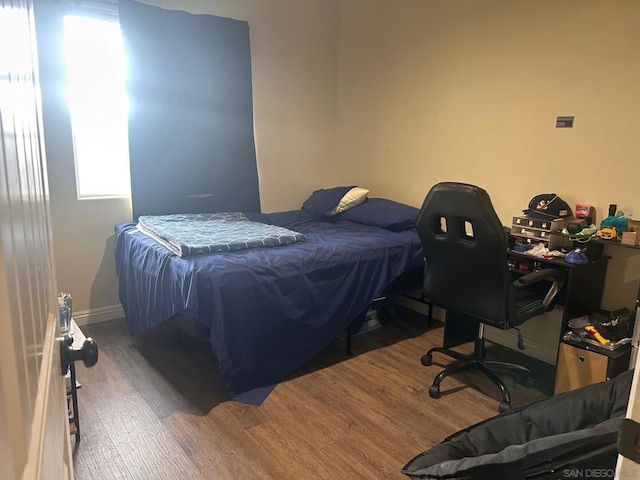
[73,394,132,480]
[162,410,274,480]
[75,332,203,479]
[73,308,550,479]
[103,333,204,419]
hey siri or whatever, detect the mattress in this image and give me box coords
[115,209,424,404]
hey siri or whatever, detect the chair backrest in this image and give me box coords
[416,182,514,327]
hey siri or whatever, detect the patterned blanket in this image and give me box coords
[137,213,305,256]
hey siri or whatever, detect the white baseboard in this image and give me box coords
[73,304,124,327]
[484,328,558,366]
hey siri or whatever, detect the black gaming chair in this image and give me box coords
[416,182,566,412]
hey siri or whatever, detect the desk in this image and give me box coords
[506,250,609,325]
[443,250,610,388]
[566,234,640,252]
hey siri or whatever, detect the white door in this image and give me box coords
[0,1,71,478]
[616,356,640,479]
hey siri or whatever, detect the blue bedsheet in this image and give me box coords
[114,210,423,404]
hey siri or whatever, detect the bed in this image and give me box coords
[114,189,424,405]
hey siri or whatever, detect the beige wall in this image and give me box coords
[35,0,133,323]
[336,0,640,309]
[35,0,340,321]
[35,0,640,322]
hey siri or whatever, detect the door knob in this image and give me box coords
[60,335,99,375]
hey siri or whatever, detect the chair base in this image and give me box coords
[421,345,535,412]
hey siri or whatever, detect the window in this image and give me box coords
[63,14,130,198]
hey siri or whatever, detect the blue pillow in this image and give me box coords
[339,198,419,231]
[301,186,355,219]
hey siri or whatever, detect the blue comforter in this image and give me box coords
[115,210,423,404]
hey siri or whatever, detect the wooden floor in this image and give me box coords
[72,308,551,480]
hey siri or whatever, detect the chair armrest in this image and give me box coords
[514,268,566,309]
[514,268,565,287]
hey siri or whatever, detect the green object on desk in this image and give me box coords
[561,225,597,242]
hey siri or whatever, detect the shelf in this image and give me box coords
[561,336,632,358]
[590,237,640,251]
[507,249,609,269]
[549,231,640,251]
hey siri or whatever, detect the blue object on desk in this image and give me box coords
[565,248,589,265]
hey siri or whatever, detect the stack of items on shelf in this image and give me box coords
[563,309,635,351]
[567,203,640,246]
[510,193,573,253]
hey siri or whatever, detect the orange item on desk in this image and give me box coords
[584,325,610,345]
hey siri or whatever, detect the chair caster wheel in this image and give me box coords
[421,354,433,366]
[498,402,511,414]
[428,385,441,399]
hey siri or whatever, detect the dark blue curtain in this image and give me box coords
[119,0,260,220]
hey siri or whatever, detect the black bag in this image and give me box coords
[402,370,633,480]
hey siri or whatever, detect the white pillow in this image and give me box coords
[331,187,369,215]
